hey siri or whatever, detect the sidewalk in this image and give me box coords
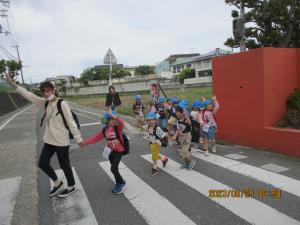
[0,104,40,225]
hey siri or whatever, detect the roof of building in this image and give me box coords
[171,48,231,66]
[164,53,200,63]
[192,48,231,62]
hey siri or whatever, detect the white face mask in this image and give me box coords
[46,94,55,101]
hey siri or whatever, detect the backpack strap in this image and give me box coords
[114,125,124,146]
[102,126,107,139]
[153,125,160,140]
[103,125,124,146]
[40,101,50,127]
[56,99,70,132]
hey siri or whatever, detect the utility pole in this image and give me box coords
[12,45,25,84]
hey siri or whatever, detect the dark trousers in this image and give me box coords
[109,151,124,184]
[38,143,75,187]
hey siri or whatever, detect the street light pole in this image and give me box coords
[109,54,112,85]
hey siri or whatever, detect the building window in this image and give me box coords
[177,66,182,74]
[173,67,177,74]
[186,64,192,68]
[198,70,212,77]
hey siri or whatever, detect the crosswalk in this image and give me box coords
[1,152,300,225]
[191,148,300,198]
[99,161,196,225]
[50,168,98,225]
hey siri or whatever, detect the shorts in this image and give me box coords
[178,132,192,162]
[203,126,217,141]
[150,143,160,161]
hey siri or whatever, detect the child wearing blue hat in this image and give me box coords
[191,100,204,146]
[171,105,196,170]
[132,95,145,131]
[82,109,128,194]
[202,96,220,156]
[146,112,170,176]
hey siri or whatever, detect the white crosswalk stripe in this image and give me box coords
[50,168,98,225]
[141,154,300,225]
[191,148,300,198]
[99,161,196,225]
[0,176,21,225]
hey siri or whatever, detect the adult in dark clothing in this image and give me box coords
[105,85,122,110]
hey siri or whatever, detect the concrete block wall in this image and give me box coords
[0,92,29,116]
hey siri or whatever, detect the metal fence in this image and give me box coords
[0,78,13,92]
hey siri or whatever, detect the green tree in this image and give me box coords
[78,67,131,85]
[134,65,155,76]
[178,68,195,84]
[0,59,22,80]
[224,0,300,49]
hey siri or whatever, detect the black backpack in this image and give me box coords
[103,125,130,155]
[40,99,80,139]
[150,125,168,147]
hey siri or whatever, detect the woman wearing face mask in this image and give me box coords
[105,85,122,110]
[5,72,83,198]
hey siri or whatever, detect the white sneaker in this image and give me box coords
[212,146,217,153]
[205,151,209,156]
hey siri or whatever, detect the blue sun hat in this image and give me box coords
[202,99,212,107]
[135,95,141,101]
[178,100,187,109]
[170,97,180,104]
[158,96,166,103]
[192,100,202,109]
[146,112,157,120]
[183,99,189,104]
[103,111,117,123]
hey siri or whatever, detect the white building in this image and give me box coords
[46,75,76,88]
[193,48,231,78]
[155,54,200,79]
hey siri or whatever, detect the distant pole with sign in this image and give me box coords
[103,48,117,85]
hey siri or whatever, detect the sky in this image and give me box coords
[0,0,234,83]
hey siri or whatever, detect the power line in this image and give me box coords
[0,44,16,59]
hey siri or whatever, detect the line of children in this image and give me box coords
[149,95,220,158]
[78,94,219,196]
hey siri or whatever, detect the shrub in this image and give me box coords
[285,89,300,129]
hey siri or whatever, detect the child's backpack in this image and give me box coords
[151,125,168,147]
[191,119,200,142]
[103,125,130,155]
[40,99,80,139]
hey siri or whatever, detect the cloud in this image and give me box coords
[1,0,233,82]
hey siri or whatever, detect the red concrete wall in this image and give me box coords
[263,48,299,126]
[213,47,300,158]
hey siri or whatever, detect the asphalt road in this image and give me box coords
[1,103,300,225]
